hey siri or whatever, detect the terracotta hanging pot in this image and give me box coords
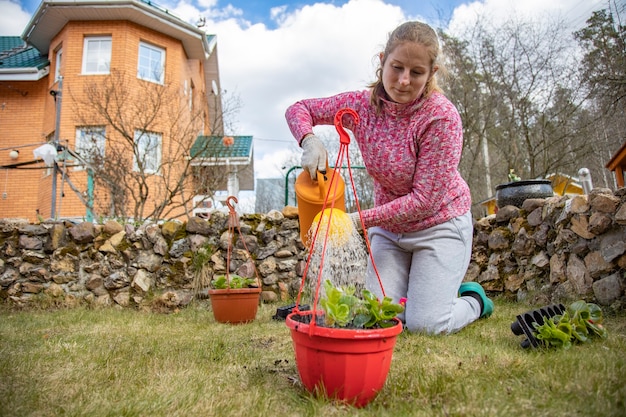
[208,287,261,324]
[207,196,263,325]
[286,310,403,407]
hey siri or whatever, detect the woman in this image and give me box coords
[285,21,493,334]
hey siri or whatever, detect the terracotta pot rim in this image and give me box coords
[208,286,262,295]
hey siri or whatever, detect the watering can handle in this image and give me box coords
[316,165,328,200]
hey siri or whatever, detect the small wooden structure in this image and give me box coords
[606,141,626,188]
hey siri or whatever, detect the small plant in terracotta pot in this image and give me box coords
[206,195,262,324]
[208,273,261,325]
[210,274,257,290]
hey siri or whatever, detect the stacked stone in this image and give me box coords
[467,188,625,310]
[0,207,306,310]
[1,188,625,311]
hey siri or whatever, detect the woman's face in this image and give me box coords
[381,41,436,104]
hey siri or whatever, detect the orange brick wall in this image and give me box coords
[0,78,52,220]
[0,18,211,222]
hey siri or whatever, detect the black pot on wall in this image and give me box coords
[495,179,553,209]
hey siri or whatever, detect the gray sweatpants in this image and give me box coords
[365,211,480,334]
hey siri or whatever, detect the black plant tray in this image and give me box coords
[511,303,566,348]
[272,303,310,321]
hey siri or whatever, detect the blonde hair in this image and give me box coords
[369,21,444,111]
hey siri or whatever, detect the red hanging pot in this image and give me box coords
[286,108,403,407]
[286,310,403,407]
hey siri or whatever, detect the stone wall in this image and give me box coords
[467,188,626,310]
[1,188,625,312]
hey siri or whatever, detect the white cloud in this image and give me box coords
[186,0,409,180]
[3,0,610,187]
[448,0,607,35]
[0,0,31,36]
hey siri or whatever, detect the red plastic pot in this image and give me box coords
[208,287,261,324]
[286,310,403,407]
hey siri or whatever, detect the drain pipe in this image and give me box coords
[50,77,63,219]
[578,167,593,195]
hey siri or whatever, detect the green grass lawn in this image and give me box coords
[1,298,624,417]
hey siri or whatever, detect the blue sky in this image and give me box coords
[0,0,609,209]
[216,0,462,27]
[11,0,462,28]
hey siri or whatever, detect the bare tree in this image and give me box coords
[70,69,229,221]
[442,14,603,210]
[574,6,626,188]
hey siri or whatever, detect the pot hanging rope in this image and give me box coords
[286,109,402,407]
[207,196,262,324]
[292,108,389,332]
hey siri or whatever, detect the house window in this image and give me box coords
[137,42,165,84]
[82,36,112,74]
[75,127,106,168]
[54,47,63,81]
[134,130,161,174]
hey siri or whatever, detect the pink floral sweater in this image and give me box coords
[285,89,471,234]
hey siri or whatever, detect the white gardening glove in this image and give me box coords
[301,135,327,180]
[348,212,363,232]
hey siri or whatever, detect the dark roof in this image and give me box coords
[191,136,253,161]
[0,36,49,70]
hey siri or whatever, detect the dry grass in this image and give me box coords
[0,298,625,417]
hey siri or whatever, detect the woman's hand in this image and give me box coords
[301,135,327,179]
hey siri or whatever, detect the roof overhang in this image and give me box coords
[191,156,252,167]
[189,135,254,167]
[22,0,211,59]
[606,141,626,171]
[0,66,49,81]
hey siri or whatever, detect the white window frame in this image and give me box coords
[137,41,165,84]
[75,127,106,170]
[133,130,162,174]
[82,36,112,75]
[54,47,63,81]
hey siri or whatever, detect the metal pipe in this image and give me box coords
[50,77,62,219]
[578,168,593,195]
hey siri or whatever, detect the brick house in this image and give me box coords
[0,0,252,222]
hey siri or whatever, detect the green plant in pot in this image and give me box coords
[208,272,261,325]
[206,195,262,325]
[286,280,405,407]
[210,274,257,289]
[319,279,404,329]
[285,108,405,407]
[532,300,608,349]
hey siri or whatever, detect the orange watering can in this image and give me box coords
[295,108,361,247]
[295,166,345,247]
